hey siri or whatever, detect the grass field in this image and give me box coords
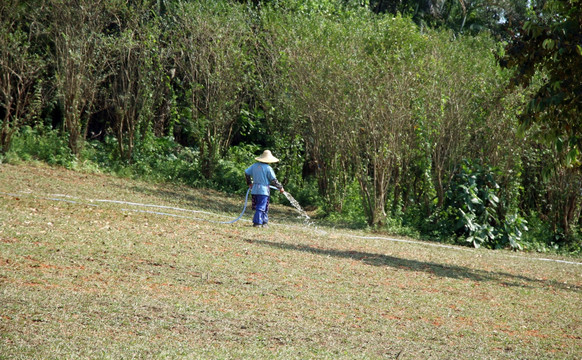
[1,163,581,359]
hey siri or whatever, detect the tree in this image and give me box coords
[351,16,420,226]
[280,13,355,212]
[50,0,111,156]
[105,3,170,162]
[500,0,582,166]
[368,0,532,38]
[0,6,45,154]
[173,1,254,178]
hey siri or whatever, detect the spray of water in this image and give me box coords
[283,191,314,226]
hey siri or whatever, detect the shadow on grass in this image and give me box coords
[247,239,580,292]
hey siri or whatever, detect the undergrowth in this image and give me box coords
[1,126,580,256]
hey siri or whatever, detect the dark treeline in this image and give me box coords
[1,0,580,253]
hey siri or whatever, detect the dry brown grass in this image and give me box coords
[1,163,581,359]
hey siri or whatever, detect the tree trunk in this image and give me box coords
[435,168,445,208]
[563,195,577,234]
[66,114,81,156]
[1,111,12,154]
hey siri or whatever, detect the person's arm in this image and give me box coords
[266,166,285,193]
[270,178,284,193]
[245,165,253,189]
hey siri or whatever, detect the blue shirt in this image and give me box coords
[245,163,278,196]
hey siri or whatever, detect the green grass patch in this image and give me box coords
[1,163,581,359]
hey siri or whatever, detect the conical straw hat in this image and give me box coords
[255,150,279,163]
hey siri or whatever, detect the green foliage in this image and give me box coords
[2,0,580,253]
[7,125,76,168]
[270,134,305,192]
[324,179,368,229]
[446,160,501,248]
[520,212,556,252]
[127,137,199,185]
[501,0,582,165]
[0,13,46,154]
[267,0,363,17]
[368,0,534,40]
[498,213,529,251]
[442,160,528,250]
[520,211,581,255]
[211,144,260,195]
[170,0,258,179]
[284,177,321,211]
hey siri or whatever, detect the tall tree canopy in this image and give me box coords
[1,0,580,249]
[368,0,533,38]
[501,0,582,166]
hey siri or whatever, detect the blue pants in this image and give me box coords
[252,195,270,225]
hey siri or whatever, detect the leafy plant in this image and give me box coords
[446,160,499,247]
[212,144,260,195]
[445,159,528,250]
[499,212,528,250]
[8,125,76,167]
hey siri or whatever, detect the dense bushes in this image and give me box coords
[0,0,580,254]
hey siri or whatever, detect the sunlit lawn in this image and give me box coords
[1,163,581,359]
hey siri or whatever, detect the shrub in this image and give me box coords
[212,144,260,195]
[323,179,368,229]
[441,159,528,249]
[8,125,77,167]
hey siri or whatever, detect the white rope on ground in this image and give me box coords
[0,190,246,223]
[2,190,581,266]
[94,188,252,224]
[121,207,251,224]
[95,199,220,217]
[49,193,228,217]
[272,224,582,265]
[344,234,582,266]
[503,254,582,266]
[117,188,252,224]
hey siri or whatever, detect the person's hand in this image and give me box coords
[280,187,285,193]
[249,184,253,189]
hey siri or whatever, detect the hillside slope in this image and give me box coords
[1,163,581,359]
